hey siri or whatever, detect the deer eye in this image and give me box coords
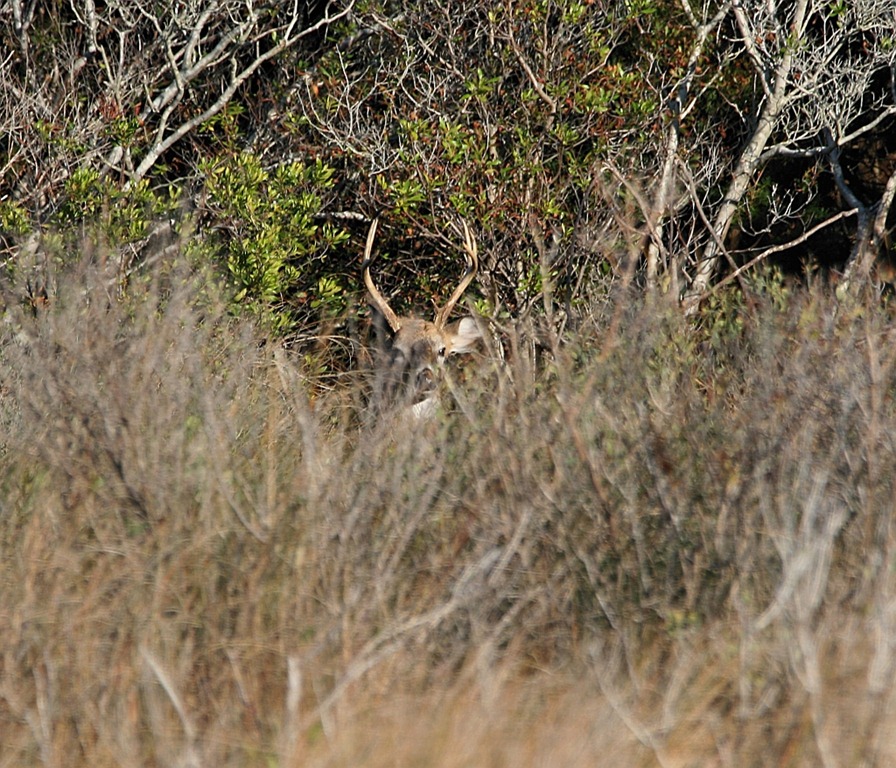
[438,346,446,359]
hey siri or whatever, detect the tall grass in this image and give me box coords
[1,249,895,766]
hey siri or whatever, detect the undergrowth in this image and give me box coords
[1,249,895,767]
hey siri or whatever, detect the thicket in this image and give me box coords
[0,244,895,765]
[2,0,895,338]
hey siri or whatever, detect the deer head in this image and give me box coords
[362,218,482,418]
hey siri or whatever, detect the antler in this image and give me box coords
[434,221,478,329]
[362,218,402,333]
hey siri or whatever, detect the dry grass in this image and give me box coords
[1,250,896,766]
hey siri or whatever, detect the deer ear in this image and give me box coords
[446,316,482,354]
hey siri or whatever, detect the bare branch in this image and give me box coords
[683,0,896,310]
[707,209,858,297]
[130,2,355,183]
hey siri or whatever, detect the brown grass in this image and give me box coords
[1,251,895,766]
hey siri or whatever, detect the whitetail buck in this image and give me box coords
[362,218,482,419]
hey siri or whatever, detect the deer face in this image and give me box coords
[362,219,482,418]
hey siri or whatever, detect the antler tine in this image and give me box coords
[434,220,479,329]
[362,217,402,333]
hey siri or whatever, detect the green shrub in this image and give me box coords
[201,152,350,334]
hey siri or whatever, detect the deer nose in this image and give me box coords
[416,367,436,394]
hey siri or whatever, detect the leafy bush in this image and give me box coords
[201,152,351,333]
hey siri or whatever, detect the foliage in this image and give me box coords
[201,152,351,333]
[286,0,678,310]
[55,171,177,244]
[2,0,894,335]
